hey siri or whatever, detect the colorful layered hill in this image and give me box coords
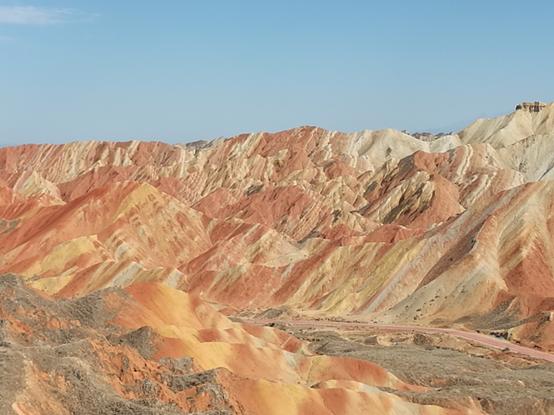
[0,276,481,414]
[0,103,553,413]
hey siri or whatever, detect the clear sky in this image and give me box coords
[1,1,553,145]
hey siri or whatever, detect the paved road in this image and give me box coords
[243,318,554,363]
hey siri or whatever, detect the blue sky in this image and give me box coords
[1,1,553,145]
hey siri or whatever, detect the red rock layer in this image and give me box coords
[0,108,552,357]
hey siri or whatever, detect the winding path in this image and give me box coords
[244,318,554,363]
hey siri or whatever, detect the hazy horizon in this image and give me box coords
[0,108,518,148]
[1,1,553,145]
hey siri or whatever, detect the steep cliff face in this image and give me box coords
[0,105,553,358]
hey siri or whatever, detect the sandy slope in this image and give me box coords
[0,276,481,415]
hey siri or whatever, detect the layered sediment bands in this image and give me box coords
[0,105,553,361]
[0,276,482,415]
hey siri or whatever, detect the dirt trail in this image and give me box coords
[243,318,554,363]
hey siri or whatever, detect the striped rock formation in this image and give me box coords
[1,103,554,414]
[0,276,481,415]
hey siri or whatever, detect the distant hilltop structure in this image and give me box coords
[515,101,546,112]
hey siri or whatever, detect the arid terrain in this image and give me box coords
[239,316,554,415]
[1,103,554,414]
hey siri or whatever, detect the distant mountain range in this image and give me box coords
[1,103,553,414]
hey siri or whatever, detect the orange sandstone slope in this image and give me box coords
[0,276,480,415]
[0,104,553,355]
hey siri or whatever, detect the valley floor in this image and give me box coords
[239,316,554,415]
[240,317,554,363]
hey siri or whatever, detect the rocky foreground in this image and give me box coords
[1,103,554,414]
[1,276,482,414]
